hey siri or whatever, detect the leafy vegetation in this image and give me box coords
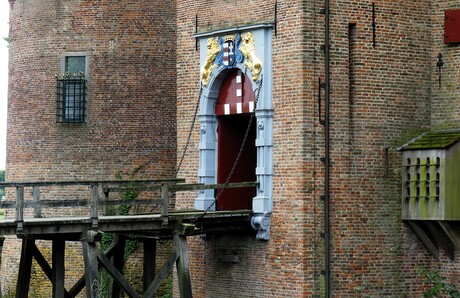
[418,268,460,298]
[0,170,4,199]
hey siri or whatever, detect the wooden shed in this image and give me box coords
[398,130,460,259]
[399,129,460,220]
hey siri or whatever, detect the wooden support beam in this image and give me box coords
[407,221,439,259]
[110,235,126,298]
[143,239,156,293]
[424,221,455,260]
[16,186,24,234]
[16,239,34,298]
[91,185,99,229]
[30,242,70,297]
[161,183,170,227]
[97,249,141,298]
[438,221,460,250]
[52,239,66,298]
[33,186,42,218]
[0,236,4,298]
[69,238,119,298]
[174,234,193,298]
[82,232,101,298]
[143,250,178,298]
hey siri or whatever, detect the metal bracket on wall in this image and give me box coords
[274,0,278,37]
[318,77,326,125]
[372,3,376,48]
[195,15,199,51]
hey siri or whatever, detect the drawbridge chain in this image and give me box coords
[176,84,203,176]
[195,75,264,221]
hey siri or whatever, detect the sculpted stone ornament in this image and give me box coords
[239,32,262,82]
[200,37,220,86]
[201,32,263,86]
[251,213,271,240]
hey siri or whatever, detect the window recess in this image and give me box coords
[56,55,88,123]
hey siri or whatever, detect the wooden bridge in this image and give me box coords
[0,179,256,298]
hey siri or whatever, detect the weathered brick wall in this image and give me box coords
[176,1,316,297]
[177,0,458,297]
[3,0,177,295]
[329,1,433,297]
[4,0,459,296]
[431,1,460,126]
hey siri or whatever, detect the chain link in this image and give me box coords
[176,85,203,176]
[196,75,264,220]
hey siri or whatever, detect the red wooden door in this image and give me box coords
[216,70,256,211]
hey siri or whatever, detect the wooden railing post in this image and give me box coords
[91,185,99,229]
[33,186,42,218]
[16,186,24,234]
[161,183,169,227]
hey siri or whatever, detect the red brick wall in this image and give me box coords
[177,0,459,297]
[3,0,177,295]
[431,1,460,126]
[3,0,460,296]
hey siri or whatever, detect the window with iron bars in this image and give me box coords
[56,74,87,123]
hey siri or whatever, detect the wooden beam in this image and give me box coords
[438,221,460,250]
[82,234,100,298]
[97,249,141,298]
[33,186,42,218]
[69,238,119,298]
[110,235,126,298]
[52,239,66,298]
[0,236,4,298]
[143,251,178,298]
[174,234,192,298]
[31,242,70,297]
[407,221,439,259]
[143,239,156,293]
[425,221,455,260]
[16,239,34,298]
[91,185,99,229]
[16,186,24,234]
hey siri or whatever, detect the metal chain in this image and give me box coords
[197,75,264,220]
[176,85,203,176]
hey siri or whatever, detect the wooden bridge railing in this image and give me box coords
[0,179,258,235]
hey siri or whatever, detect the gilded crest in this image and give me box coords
[239,32,262,82]
[200,37,220,86]
[200,32,263,85]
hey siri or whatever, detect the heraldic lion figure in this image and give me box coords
[200,37,220,86]
[239,32,262,81]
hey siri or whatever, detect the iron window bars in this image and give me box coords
[56,72,87,123]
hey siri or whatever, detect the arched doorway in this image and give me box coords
[215,69,256,210]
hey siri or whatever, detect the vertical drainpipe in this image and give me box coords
[324,0,331,296]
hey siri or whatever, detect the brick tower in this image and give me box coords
[3,0,177,294]
[175,0,460,297]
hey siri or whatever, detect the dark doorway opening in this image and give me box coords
[216,114,256,211]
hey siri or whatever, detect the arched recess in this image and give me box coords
[215,69,256,211]
[195,27,273,240]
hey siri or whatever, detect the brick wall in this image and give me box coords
[431,1,460,126]
[4,0,460,296]
[177,0,458,297]
[3,0,177,295]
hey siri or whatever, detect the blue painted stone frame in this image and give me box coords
[194,24,273,240]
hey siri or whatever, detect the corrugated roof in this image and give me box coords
[398,129,460,151]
